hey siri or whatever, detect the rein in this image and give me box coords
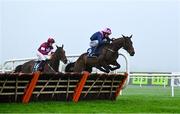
[47,63,56,72]
[48,48,63,72]
[107,48,115,53]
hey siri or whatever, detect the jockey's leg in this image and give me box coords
[36,51,50,71]
[88,47,96,56]
[38,60,46,71]
[89,40,98,56]
[92,47,95,53]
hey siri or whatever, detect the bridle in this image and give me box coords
[107,48,115,53]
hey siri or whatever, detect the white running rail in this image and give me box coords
[2,57,37,73]
[1,53,129,74]
[130,72,180,97]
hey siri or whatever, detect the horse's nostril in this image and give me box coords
[65,59,68,64]
[131,52,135,56]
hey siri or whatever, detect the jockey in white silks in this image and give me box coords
[88,27,112,57]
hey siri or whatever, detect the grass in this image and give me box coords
[0,86,180,113]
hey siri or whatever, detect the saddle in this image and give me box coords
[87,48,100,58]
[87,43,109,58]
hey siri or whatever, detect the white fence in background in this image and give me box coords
[129,73,180,97]
[1,57,37,73]
[1,55,79,73]
[1,53,129,73]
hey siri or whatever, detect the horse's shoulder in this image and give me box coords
[101,43,111,49]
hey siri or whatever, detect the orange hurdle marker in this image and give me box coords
[22,71,40,103]
[73,71,89,103]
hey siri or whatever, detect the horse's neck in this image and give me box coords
[111,38,124,51]
[49,55,60,72]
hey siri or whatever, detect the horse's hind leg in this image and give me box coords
[96,66,110,73]
[85,66,92,73]
[14,65,22,73]
[65,62,75,72]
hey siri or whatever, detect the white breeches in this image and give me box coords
[37,51,50,61]
[89,40,99,47]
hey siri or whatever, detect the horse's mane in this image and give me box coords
[50,47,60,60]
[111,37,124,43]
[101,37,124,50]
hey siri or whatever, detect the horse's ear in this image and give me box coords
[62,44,64,48]
[56,45,59,48]
[130,35,133,38]
[122,34,125,37]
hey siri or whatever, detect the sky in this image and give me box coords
[0,0,180,72]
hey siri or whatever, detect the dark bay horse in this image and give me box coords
[65,35,135,73]
[14,45,67,73]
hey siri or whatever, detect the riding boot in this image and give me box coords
[38,60,46,71]
[88,47,96,57]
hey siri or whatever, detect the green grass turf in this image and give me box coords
[0,86,180,113]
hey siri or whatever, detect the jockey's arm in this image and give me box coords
[97,34,104,45]
[47,43,56,57]
[51,43,56,53]
[47,51,54,60]
[106,37,111,42]
[102,37,112,44]
[106,37,115,43]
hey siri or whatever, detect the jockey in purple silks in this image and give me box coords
[88,27,112,57]
[36,37,55,71]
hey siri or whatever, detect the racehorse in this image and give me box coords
[65,35,135,73]
[14,45,67,73]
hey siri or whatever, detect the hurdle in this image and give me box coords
[0,53,129,103]
[0,71,128,103]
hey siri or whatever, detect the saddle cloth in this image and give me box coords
[32,61,41,72]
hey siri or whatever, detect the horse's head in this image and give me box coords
[121,35,135,56]
[53,45,68,64]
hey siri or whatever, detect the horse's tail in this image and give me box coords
[14,65,22,73]
[65,62,75,72]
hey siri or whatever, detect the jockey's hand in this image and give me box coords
[103,38,107,42]
[111,38,115,41]
[51,52,55,55]
[104,41,110,44]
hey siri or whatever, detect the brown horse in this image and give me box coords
[14,45,67,73]
[65,35,135,73]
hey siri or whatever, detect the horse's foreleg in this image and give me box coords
[109,61,121,71]
[96,66,110,73]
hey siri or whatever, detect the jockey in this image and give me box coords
[36,37,55,71]
[88,27,112,57]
